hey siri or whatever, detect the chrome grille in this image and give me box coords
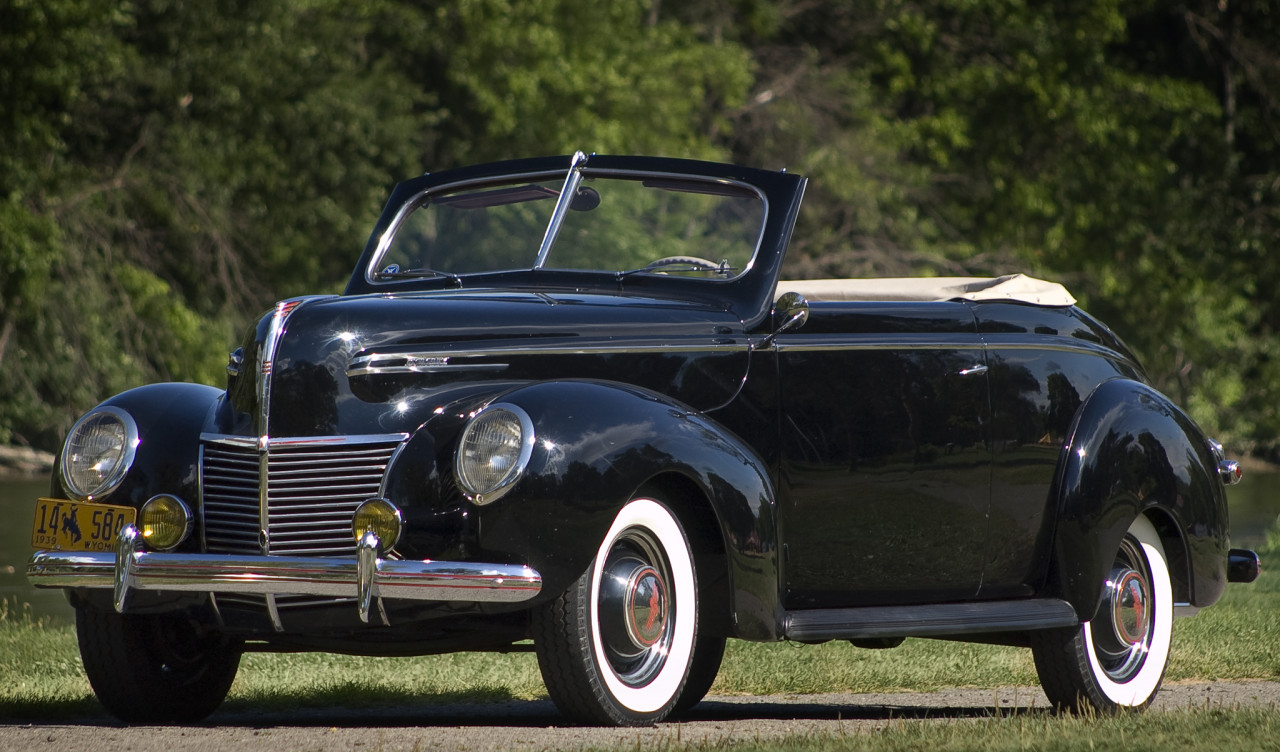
[201,435,405,557]
[202,444,262,555]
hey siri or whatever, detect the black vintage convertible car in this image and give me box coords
[29,153,1259,725]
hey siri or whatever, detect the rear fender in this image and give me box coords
[1051,379,1229,620]
[474,380,781,640]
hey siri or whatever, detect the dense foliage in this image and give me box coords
[3,0,1278,457]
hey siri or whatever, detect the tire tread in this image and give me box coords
[76,606,240,723]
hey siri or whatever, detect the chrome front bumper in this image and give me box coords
[27,525,542,623]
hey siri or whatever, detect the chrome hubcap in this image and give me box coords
[1110,569,1150,646]
[1094,537,1154,682]
[597,529,674,687]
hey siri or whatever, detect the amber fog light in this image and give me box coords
[353,498,402,552]
[140,494,192,550]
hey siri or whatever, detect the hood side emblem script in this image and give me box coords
[348,353,509,377]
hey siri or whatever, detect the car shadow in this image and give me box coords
[12,693,1052,728]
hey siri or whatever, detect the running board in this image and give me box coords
[783,599,1079,642]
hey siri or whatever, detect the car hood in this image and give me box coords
[218,290,751,439]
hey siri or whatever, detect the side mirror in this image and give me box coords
[753,291,809,351]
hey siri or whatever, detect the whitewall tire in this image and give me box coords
[534,497,699,725]
[1032,514,1173,711]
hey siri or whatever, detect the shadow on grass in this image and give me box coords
[0,696,105,723]
[3,690,1052,729]
[688,697,1055,726]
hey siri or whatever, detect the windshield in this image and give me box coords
[370,170,766,282]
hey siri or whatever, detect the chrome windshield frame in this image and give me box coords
[533,150,588,269]
[360,153,773,288]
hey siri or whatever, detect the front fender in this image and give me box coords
[58,383,224,516]
[474,380,781,640]
[51,383,223,615]
[1051,378,1229,620]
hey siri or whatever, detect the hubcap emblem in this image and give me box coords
[1112,570,1149,646]
[625,566,667,648]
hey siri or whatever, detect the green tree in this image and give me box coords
[0,0,758,451]
[710,0,1280,454]
[415,0,753,165]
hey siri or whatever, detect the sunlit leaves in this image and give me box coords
[425,0,752,162]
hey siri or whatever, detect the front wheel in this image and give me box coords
[76,606,242,723]
[1032,515,1173,712]
[533,497,701,725]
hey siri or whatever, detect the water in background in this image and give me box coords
[3,471,1277,623]
[1,476,68,621]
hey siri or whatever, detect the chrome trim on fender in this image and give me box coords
[28,526,543,617]
[774,335,986,353]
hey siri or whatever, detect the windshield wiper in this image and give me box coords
[376,265,462,286]
[616,257,737,279]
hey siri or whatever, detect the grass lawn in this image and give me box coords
[2,526,1277,751]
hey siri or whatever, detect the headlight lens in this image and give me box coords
[353,498,403,551]
[60,407,139,501]
[455,403,534,504]
[140,494,192,550]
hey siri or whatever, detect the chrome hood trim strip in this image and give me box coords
[347,341,747,377]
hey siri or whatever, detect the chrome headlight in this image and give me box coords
[455,403,534,505]
[60,407,139,501]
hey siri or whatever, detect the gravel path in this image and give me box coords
[4,681,1278,752]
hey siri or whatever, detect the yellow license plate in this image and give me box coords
[31,498,136,552]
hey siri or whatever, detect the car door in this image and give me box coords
[973,303,1146,599]
[776,300,992,609]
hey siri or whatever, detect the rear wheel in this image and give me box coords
[533,497,701,725]
[76,605,241,723]
[1032,515,1173,712]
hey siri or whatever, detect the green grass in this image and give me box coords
[2,529,1277,722]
